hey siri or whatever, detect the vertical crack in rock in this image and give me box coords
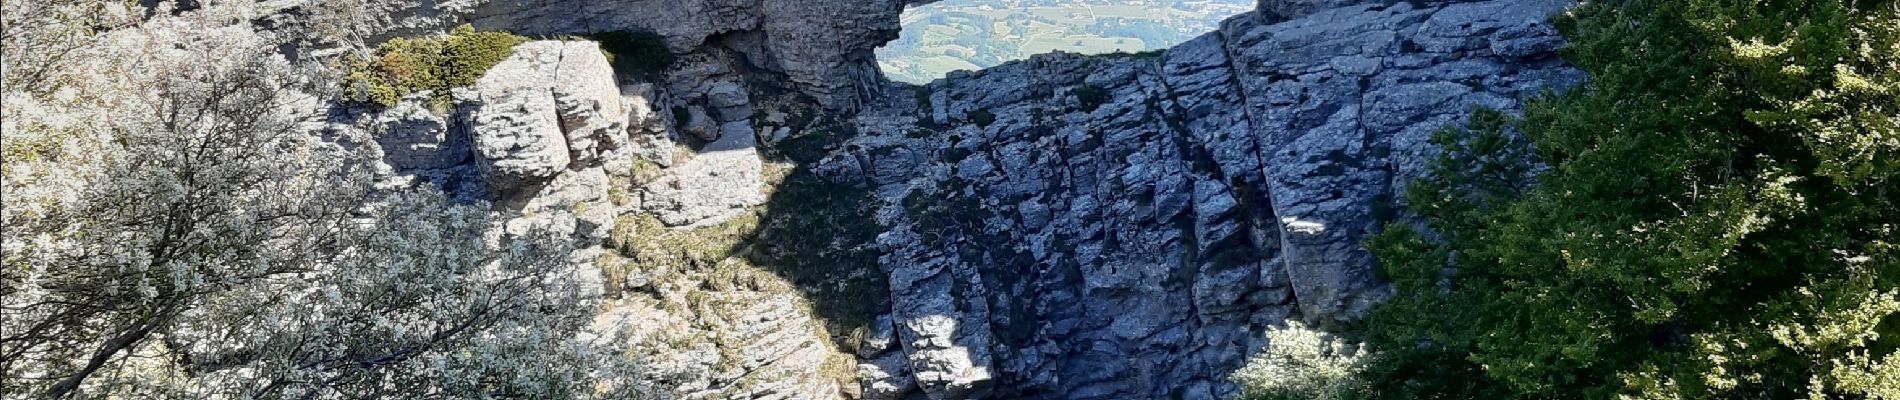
[833,1,1583,399]
[321,0,1586,398]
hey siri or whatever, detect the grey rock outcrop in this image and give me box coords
[551,44,629,166]
[374,91,467,171]
[593,284,846,400]
[620,83,679,169]
[461,41,584,190]
[306,0,1584,398]
[342,35,842,399]
[323,0,908,111]
[1258,0,1373,20]
[638,118,767,228]
[822,1,1583,398]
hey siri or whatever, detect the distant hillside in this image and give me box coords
[875,0,1252,84]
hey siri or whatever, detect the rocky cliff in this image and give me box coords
[830,2,1582,398]
[293,0,1582,398]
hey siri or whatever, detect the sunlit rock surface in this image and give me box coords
[300,0,1581,398]
[828,1,1581,398]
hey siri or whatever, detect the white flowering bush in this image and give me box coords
[1,1,647,398]
[1231,321,1376,400]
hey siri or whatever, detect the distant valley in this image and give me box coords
[876,0,1253,83]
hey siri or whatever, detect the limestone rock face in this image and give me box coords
[552,42,629,165]
[374,92,467,171]
[1257,0,1374,20]
[354,38,840,399]
[593,285,846,400]
[339,0,908,111]
[620,82,678,169]
[825,1,1583,398]
[637,118,767,228]
[460,41,624,191]
[322,0,1584,398]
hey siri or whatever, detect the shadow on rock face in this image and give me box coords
[734,112,893,341]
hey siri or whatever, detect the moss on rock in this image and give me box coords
[344,25,526,108]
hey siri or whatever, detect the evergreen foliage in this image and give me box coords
[590,30,674,76]
[344,25,526,108]
[1355,0,1900,398]
[968,108,997,127]
[1074,84,1110,112]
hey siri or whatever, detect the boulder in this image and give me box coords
[463,40,632,192]
[463,44,569,191]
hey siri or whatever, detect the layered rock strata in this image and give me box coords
[311,0,1584,398]
[272,0,911,111]
[824,1,1582,398]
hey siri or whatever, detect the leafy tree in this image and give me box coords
[2,4,640,398]
[1363,0,1899,398]
[1074,84,1110,113]
[0,0,137,98]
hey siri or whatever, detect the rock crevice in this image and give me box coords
[327,0,1585,398]
[820,1,1583,398]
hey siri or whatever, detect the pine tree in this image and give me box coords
[1363,0,1899,398]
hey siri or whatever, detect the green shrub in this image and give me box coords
[345,25,526,108]
[1074,84,1109,112]
[967,109,996,128]
[671,106,692,124]
[1231,321,1375,400]
[1359,0,1900,399]
[590,30,673,76]
[1106,49,1165,59]
[913,85,933,108]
